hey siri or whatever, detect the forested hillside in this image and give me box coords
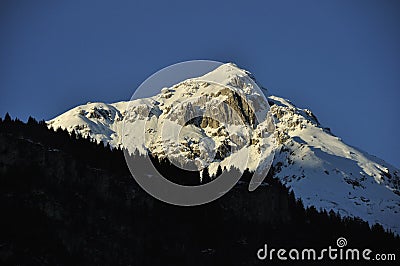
[0,115,398,265]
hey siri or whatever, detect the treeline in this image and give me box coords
[0,113,127,174]
[0,113,228,186]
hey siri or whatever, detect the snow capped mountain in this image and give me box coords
[47,63,400,234]
[49,63,276,179]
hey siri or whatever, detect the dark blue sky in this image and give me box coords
[1,0,399,167]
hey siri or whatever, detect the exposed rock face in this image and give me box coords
[215,88,257,127]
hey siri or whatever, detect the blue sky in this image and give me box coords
[1,0,399,167]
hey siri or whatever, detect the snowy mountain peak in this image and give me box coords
[47,63,400,234]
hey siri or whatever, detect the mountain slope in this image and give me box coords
[47,63,400,234]
[268,96,399,233]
